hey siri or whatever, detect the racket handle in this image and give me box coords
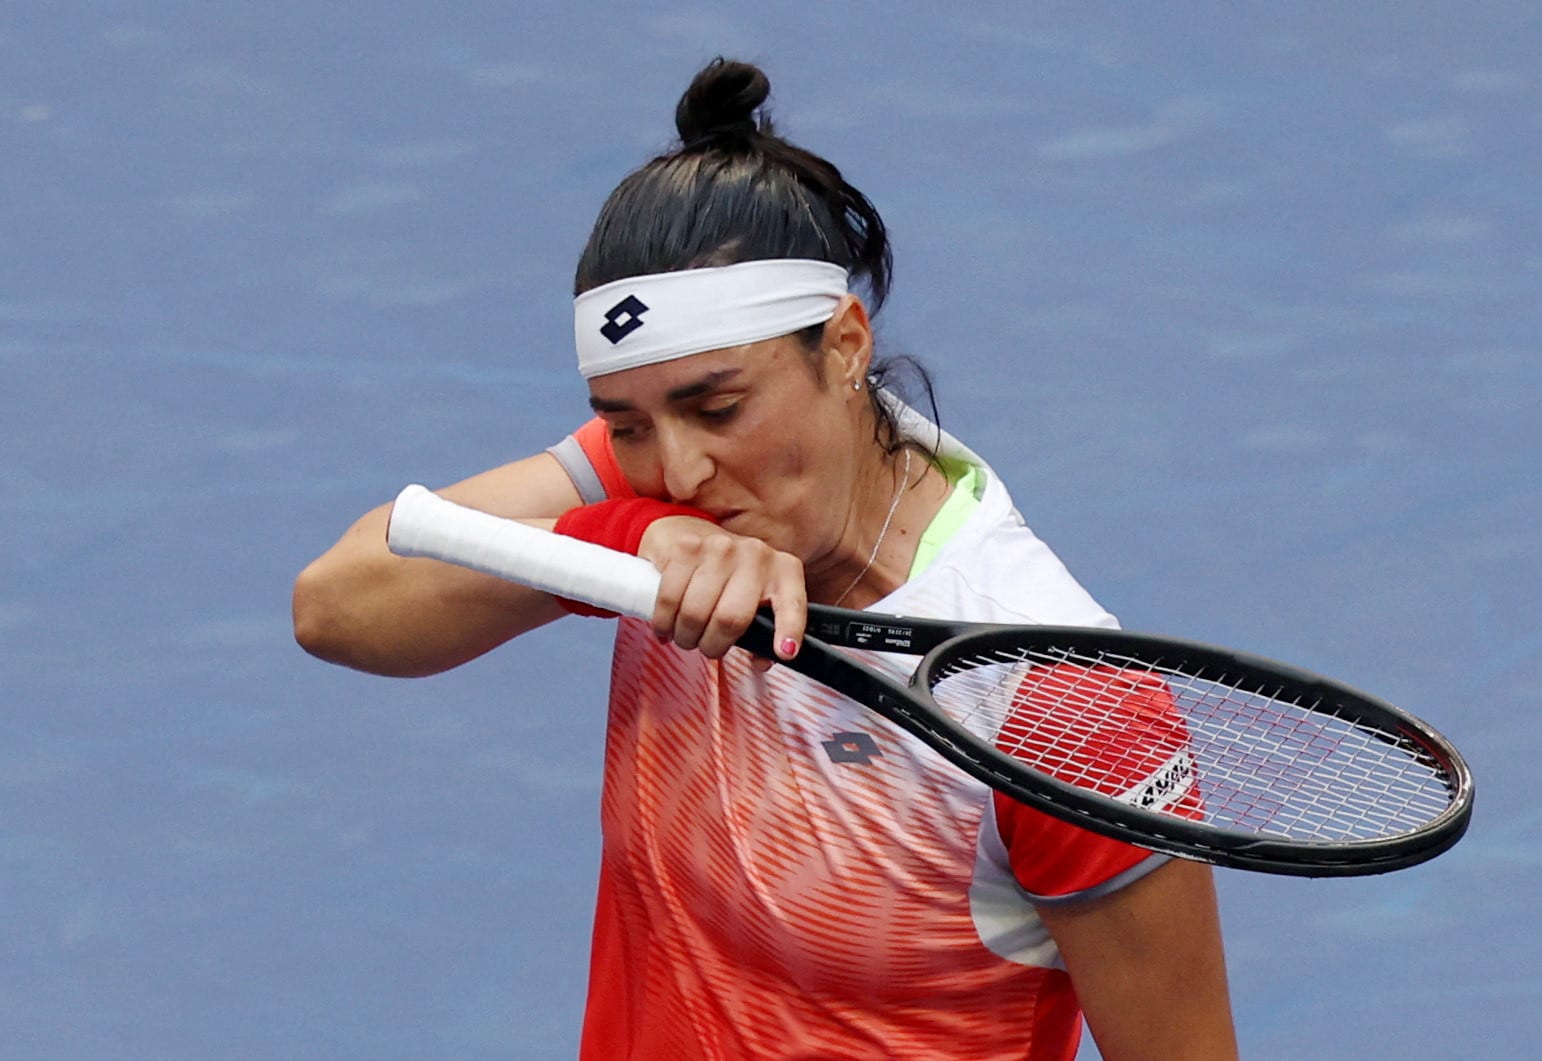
[385,484,661,620]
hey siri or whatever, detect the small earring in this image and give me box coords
[852,381,862,391]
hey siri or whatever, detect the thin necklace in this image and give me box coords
[832,448,913,608]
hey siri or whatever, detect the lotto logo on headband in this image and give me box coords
[600,295,649,345]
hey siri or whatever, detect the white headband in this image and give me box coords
[573,259,849,379]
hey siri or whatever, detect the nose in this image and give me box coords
[656,423,714,503]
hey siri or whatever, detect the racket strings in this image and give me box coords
[928,644,1455,843]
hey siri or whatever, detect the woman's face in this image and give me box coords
[586,324,871,568]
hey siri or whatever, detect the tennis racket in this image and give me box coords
[386,484,1473,878]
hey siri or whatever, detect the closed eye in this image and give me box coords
[697,401,740,424]
[604,417,649,443]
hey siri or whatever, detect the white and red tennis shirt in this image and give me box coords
[548,419,1171,1060]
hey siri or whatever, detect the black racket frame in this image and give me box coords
[739,605,1473,877]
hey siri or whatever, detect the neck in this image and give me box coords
[812,447,944,608]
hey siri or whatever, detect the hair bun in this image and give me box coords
[675,57,772,144]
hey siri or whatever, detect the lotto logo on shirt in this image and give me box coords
[822,731,883,765]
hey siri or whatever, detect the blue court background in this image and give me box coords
[3,3,1538,1057]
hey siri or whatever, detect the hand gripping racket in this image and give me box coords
[387,485,1473,877]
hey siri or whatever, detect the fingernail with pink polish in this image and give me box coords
[780,638,799,658]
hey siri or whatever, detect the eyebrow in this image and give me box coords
[588,368,744,413]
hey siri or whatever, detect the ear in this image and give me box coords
[821,294,873,390]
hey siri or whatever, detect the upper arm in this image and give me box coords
[1037,859,1238,1061]
[438,450,587,519]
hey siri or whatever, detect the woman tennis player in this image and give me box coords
[294,58,1238,1060]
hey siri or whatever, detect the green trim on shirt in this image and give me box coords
[908,459,984,580]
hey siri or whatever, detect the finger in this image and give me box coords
[650,529,709,643]
[695,554,775,659]
[765,551,808,661]
[665,534,737,651]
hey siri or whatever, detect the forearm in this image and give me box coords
[292,505,562,676]
[292,454,582,677]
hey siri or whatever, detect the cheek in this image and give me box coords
[753,434,855,550]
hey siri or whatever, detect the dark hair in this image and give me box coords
[574,58,939,455]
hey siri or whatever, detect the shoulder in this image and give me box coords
[548,418,637,502]
[893,465,1119,629]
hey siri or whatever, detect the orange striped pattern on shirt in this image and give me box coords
[581,624,1083,1060]
[564,418,1158,1059]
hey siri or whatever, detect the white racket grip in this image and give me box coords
[385,484,661,620]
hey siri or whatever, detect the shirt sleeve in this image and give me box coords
[994,793,1167,904]
[546,417,637,503]
[994,663,1204,903]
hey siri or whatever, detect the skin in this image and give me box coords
[292,293,1237,1057]
[292,296,933,672]
[1041,859,1238,1060]
[291,453,579,677]
[588,295,947,660]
